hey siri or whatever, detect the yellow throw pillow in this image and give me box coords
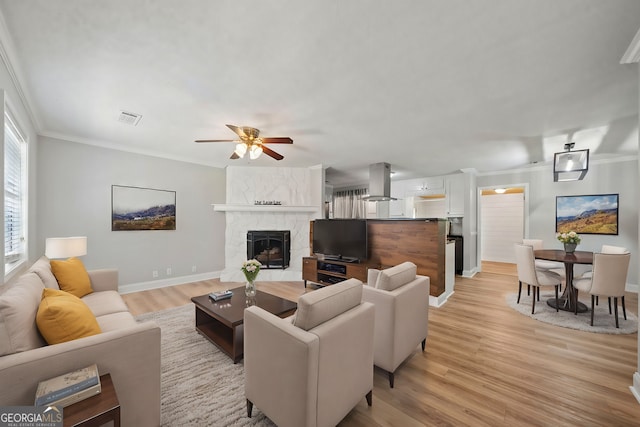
[50,257,93,298]
[36,288,101,345]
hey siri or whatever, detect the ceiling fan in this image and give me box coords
[195,124,293,160]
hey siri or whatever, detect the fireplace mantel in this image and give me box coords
[212,204,319,213]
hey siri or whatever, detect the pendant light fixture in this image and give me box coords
[553,143,589,182]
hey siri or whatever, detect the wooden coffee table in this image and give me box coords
[191,286,297,363]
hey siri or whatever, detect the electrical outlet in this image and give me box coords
[152,270,158,278]
[191,265,197,273]
[166,267,172,276]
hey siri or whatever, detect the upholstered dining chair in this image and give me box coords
[578,245,629,309]
[522,239,564,297]
[573,252,631,328]
[514,244,562,314]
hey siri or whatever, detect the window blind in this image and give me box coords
[4,113,26,268]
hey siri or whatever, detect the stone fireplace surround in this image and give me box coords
[217,165,324,282]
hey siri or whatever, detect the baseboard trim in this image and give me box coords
[119,271,222,294]
[462,267,478,278]
[630,372,640,404]
[430,290,454,307]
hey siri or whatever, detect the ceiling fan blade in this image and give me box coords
[261,137,293,144]
[226,124,248,138]
[261,145,284,161]
[195,139,236,143]
[230,152,240,159]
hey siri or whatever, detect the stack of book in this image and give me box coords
[209,290,233,301]
[35,364,102,408]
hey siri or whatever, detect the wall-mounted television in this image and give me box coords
[312,219,368,262]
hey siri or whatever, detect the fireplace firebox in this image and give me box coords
[247,230,290,269]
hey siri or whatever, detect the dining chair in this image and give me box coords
[514,244,562,314]
[578,245,629,309]
[522,239,564,297]
[573,252,631,328]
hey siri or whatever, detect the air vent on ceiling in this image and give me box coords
[118,111,142,126]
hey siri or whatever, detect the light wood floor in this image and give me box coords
[122,262,640,426]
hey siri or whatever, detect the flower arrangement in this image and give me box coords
[241,259,262,283]
[556,231,581,245]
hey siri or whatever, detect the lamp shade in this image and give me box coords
[45,236,87,259]
[553,149,589,182]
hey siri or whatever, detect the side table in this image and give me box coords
[63,373,120,427]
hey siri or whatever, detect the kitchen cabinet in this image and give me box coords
[446,173,465,216]
[389,180,406,217]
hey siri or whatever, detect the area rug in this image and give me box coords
[506,292,637,334]
[136,304,276,426]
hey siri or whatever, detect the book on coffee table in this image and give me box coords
[209,290,233,301]
[35,364,102,408]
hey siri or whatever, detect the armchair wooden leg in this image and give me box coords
[608,297,612,314]
[536,287,540,301]
[531,287,536,314]
[246,399,253,418]
[614,297,619,328]
[421,338,426,351]
[622,296,627,320]
[590,295,595,326]
[595,295,599,306]
[388,371,395,388]
[366,390,372,406]
[527,284,530,296]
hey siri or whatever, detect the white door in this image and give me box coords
[480,190,525,263]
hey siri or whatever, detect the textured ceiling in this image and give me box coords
[0,0,638,186]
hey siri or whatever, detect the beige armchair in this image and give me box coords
[362,262,429,388]
[244,279,374,427]
[515,244,562,314]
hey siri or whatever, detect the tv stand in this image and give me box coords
[302,257,372,287]
[322,255,359,263]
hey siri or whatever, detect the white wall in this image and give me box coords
[477,158,639,285]
[36,136,226,287]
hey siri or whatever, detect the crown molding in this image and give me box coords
[621,27,640,64]
[0,8,42,131]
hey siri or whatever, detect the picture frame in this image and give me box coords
[555,194,618,235]
[111,185,176,231]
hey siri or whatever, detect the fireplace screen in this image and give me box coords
[247,230,290,270]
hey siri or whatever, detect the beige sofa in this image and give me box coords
[0,257,161,427]
[363,262,429,388]
[244,278,374,427]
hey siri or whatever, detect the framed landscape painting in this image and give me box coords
[556,194,618,235]
[112,185,176,231]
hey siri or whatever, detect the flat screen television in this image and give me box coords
[312,219,368,262]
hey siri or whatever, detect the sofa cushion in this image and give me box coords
[29,256,60,290]
[376,262,417,291]
[96,311,138,332]
[50,257,93,298]
[0,272,46,356]
[293,278,363,331]
[36,288,101,345]
[82,291,130,317]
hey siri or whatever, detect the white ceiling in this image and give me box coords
[0,0,638,187]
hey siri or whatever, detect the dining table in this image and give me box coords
[534,249,594,313]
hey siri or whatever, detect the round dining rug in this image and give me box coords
[505,291,638,334]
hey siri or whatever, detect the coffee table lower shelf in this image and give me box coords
[191,288,297,364]
[194,306,244,363]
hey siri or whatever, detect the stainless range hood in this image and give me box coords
[362,162,396,201]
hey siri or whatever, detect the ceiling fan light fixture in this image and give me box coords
[249,144,263,159]
[234,142,248,158]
